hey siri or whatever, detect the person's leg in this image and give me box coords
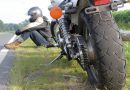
[17,31,32,42]
[38,30,51,42]
[4,31,31,49]
[18,30,50,46]
[30,30,50,46]
[37,30,58,48]
[18,30,51,46]
[4,30,53,49]
[30,30,57,48]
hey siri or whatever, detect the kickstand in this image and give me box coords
[47,51,64,65]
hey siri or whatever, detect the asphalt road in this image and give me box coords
[0,33,15,90]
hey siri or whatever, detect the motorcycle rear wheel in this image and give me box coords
[79,11,126,90]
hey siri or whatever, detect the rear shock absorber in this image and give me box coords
[58,17,71,47]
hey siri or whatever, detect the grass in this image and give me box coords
[9,39,87,90]
[124,42,130,90]
[9,39,130,90]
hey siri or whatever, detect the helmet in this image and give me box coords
[28,7,43,21]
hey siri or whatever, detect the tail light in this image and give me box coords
[93,0,111,6]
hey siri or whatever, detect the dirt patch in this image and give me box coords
[63,74,96,90]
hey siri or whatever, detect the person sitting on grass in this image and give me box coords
[4,7,54,49]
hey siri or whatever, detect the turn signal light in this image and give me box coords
[50,6,62,19]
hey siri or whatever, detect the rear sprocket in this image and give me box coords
[75,35,98,85]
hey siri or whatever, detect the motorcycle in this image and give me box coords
[48,0,128,89]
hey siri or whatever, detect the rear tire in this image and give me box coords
[79,11,126,90]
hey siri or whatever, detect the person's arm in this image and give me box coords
[20,17,47,32]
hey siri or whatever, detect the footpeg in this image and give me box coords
[45,44,59,48]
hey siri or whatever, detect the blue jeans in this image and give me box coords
[18,30,50,46]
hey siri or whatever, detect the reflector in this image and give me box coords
[94,0,110,6]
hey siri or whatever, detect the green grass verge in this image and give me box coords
[9,39,87,90]
[124,42,130,90]
[9,39,130,90]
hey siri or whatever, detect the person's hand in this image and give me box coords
[15,29,22,36]
[29,18,35,22]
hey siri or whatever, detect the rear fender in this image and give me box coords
[71,0,87,25]
[77,10,90,35]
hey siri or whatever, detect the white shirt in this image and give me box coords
[21,17,47,31]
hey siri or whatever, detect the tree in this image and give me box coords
[0,19,29,32]
[113,10,130,30]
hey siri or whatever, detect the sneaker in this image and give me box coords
[4,41,22,49]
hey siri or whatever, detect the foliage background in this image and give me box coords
[113,10,130,30]
[0,20,28,32]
